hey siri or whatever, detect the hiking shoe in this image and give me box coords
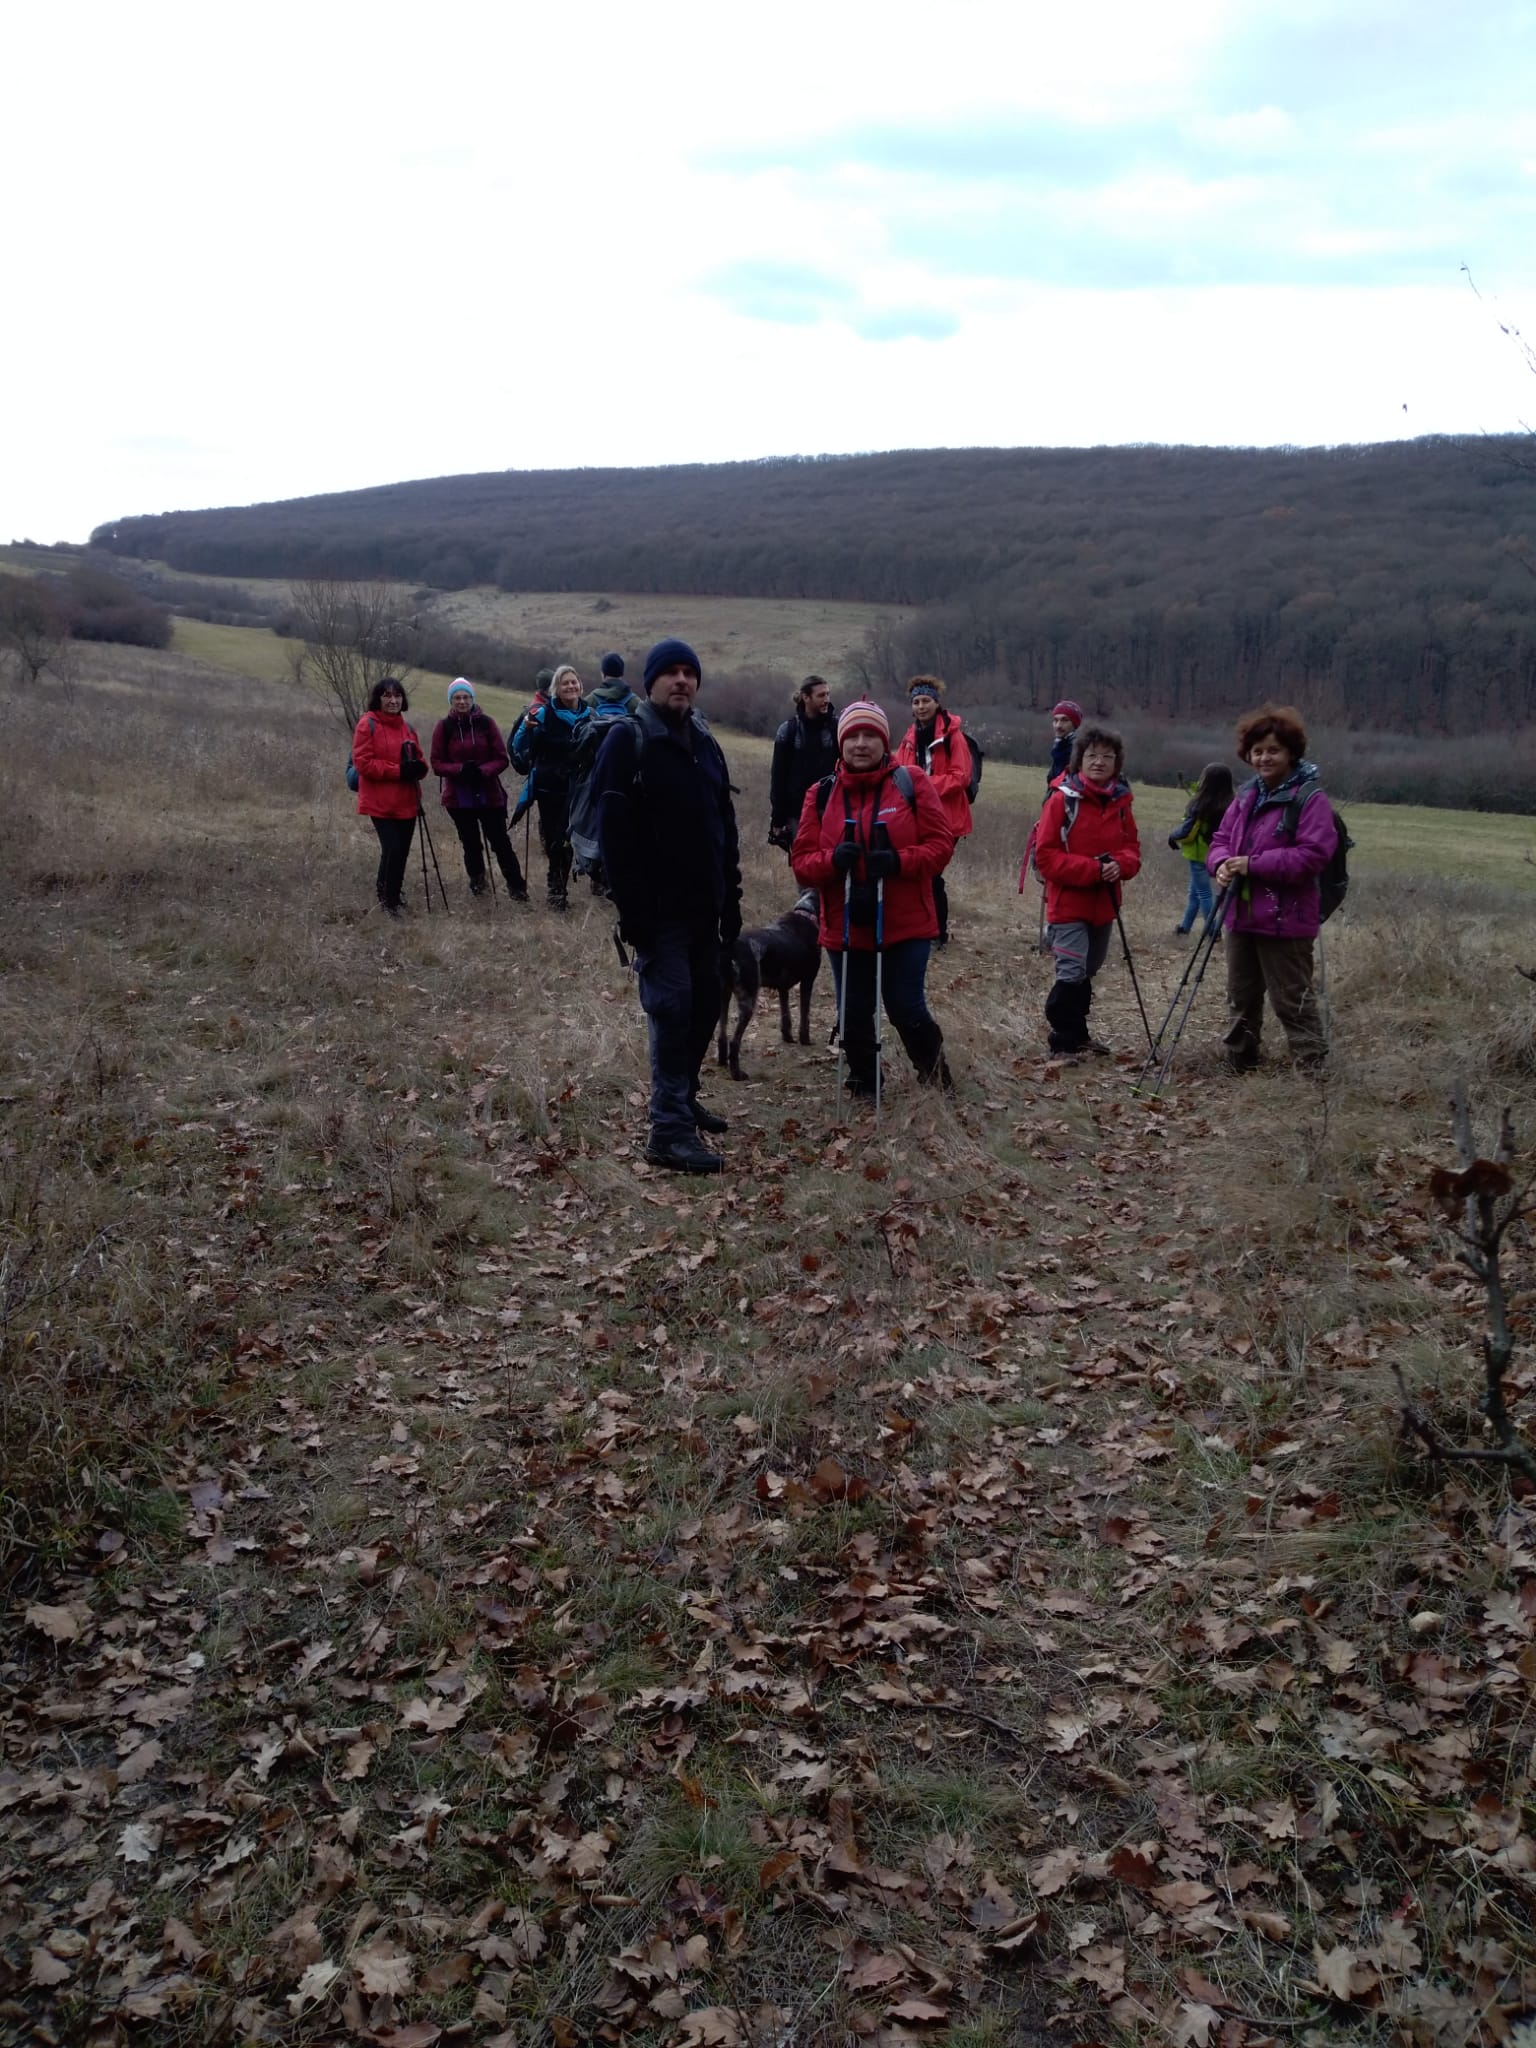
[469,877,490,898]
[1086,1036,1113,1057]
[842,1075,878,1100]
[509,886,530,903]
[692,1103,729,1135]
[644,1133,724,1174]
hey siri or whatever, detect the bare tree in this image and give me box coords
[287,576,420,733]
[1394,1080,1536,1487]
[0,574,71,687]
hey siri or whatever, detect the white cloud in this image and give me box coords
[3,0,1534,540]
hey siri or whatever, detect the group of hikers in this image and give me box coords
[349,656,641,917]
[350,642,1340,1172]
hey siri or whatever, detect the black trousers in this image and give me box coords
[371,816,416,908]
[450,808,526,894]
[536,790,573,899]
[634,922,722,1141]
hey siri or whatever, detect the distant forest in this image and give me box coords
[90,439,1536,733]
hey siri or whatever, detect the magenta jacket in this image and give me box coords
[429,708,510,813]
[1207,771,1338,940]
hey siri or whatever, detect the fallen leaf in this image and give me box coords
[286,1958,341,2015]
[1168,2000,1220,2047]
[673,2008,744,2046]
[118,1821,161,1864]
[163,1918,208,1964]
[30,1948,72,1988]
[25,1604,84,1643]
[1312,1943,1378,2003]
[354,1937,415,1996]
[886,1995,950,2022]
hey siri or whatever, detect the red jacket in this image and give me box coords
[791,760,955,950]
[894,709,973,840]
[430,708,510,812]
[1035,773,1141,926]
[353,709,423,821]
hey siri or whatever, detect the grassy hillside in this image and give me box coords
[2,634,1535,2043]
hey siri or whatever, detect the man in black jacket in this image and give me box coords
[768,675,837,850]
[592,638,743,1173]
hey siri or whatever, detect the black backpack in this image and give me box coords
[963,731,984,803]
[1278,786,1352,922]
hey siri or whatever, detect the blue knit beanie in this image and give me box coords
[643,639,702,692]
[600,652,625,679]
[448,677,475,705]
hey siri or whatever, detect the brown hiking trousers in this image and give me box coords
[1223,932,1327,1066]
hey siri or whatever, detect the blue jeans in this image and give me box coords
[1179,861,1214,931]
[829,939,939,1081]
[633,921,722,1141]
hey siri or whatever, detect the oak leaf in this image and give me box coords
[354,1938,415,1996]
[1311,1943,1378,2002]
[673,2008,744,2045]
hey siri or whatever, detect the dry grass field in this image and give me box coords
[430,592,912,690]
[1,644,1535,2048]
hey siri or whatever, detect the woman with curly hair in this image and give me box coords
[1207,704,1338,1070]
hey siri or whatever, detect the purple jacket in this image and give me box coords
[1207,772,1337,940]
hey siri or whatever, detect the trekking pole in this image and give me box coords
[1113,906,1158,1059]
[416,814,431,913]
[478,817,498,900]
[1140,884,1231,1066]
[1132,891,1228,1099]
[419,811,451,914]
[873,874,885,1127]
[834,823,855,1116]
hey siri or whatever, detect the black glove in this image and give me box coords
[768,822,795,851]
[619,914,656,954]
[458,761,481,786]
[831,840,859,876]
[401,754,428,783]
[865,847,900,882]
[720,909,742,951]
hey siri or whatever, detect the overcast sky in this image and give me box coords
[8,0,1536,544]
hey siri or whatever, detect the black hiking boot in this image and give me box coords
[692,1102,729,1135]
[645,1132,724,1174]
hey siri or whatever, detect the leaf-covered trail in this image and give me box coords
[4,938,1535,2048]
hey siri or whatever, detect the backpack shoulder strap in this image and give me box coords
[814,772,836,818]
[891,764,917,811]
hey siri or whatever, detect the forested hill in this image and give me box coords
[90,438,1536,731]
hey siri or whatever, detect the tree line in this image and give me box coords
[0,565,170,683]
[85,436,1536,736]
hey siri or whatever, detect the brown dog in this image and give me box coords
[717,889,821,1080]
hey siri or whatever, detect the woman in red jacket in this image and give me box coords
[1035,723,1141,1060]
[352,677,427,916]
[792,700,956,1095]
[893,675,973,946]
